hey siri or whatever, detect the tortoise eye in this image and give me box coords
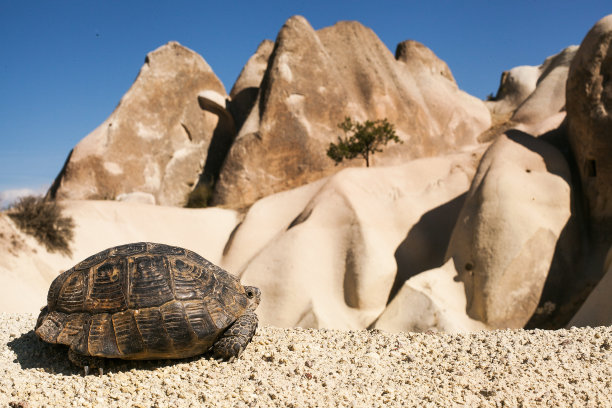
[246,290,254,298]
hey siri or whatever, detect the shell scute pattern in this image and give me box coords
[46,269,71,310]
[56,313,87,345]
[171,258,214,301]
[56,270,87,313]
[86,256,128,312]
[112,310,145,356]
[128,255,174,309]
[182,300,218,341]
[37,310,66,342]
[160,301,195,350]
[147,242,186,256]
[111,242,148,257]
[205,296,235,329]
[86,313,120,357]
[133,308,172,354]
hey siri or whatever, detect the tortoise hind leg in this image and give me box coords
[68,349,105,376]
[212,311,258,362]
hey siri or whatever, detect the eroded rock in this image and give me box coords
[446,132,572,328]
[229,40,274,132]
[224,151,482,329]
[566,14,612,234]
[485,46,578,137]
[212,16,490,208]
[48,42,233,207]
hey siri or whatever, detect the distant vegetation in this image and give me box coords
[185,179,214,208]
[6,195,74,256]
[327,117,402,167]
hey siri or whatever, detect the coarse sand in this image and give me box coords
[0,313,610,407]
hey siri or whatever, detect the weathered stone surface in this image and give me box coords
[223,150,482,329]
[229,40,274,132]
[48,42,233,207]
[485,46,578,136]
[212,16,490,208]
[446,132,572,328]
[487,66,540,118]
[566,14,612,234]
[395,40,455,82]
[372,261,488,333]
[219,178,328,275]
[512,47,577,133]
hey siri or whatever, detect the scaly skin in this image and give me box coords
[212,311,259,362]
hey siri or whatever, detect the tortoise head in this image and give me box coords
[243,286,261,311]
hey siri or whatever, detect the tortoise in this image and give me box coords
[35,242,261,374]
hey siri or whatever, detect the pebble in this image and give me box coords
[0,313,610,407]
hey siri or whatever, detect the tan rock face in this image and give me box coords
[229,40,274,132]
[222,151,482,329]
[488,66,540,116]
[566,14,612,233]
[212,16,490,208]
[446,132,572,328]
[48,42,233,207]
[485,46,578,136]
[372,261,488,333]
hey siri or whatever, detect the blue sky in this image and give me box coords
[0,1,610,204]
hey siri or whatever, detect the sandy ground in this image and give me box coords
[0,313,610,407]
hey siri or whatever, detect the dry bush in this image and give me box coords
[7,195,74,256]
[185,182,213,208]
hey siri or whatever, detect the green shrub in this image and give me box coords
[7,195,74,256]
[327,117,402,167]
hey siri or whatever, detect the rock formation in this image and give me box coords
[222,150,483,329]
[372,261,488,333]
[485,46,578,137]
[212,16,490,208]
[229,40,274,132]
[566,14,612,235]
[47,42,234,207]
[446,132,572,328]
[7,15,611,332]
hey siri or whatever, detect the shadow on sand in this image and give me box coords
[7,330,207,377]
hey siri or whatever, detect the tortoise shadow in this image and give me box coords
[7,330,211,376]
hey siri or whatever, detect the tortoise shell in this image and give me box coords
[35,242,251,360]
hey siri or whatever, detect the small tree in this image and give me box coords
[326,117,402,167]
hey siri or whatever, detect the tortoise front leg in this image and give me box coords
[68,349,105,376]
[212,311,258,362]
